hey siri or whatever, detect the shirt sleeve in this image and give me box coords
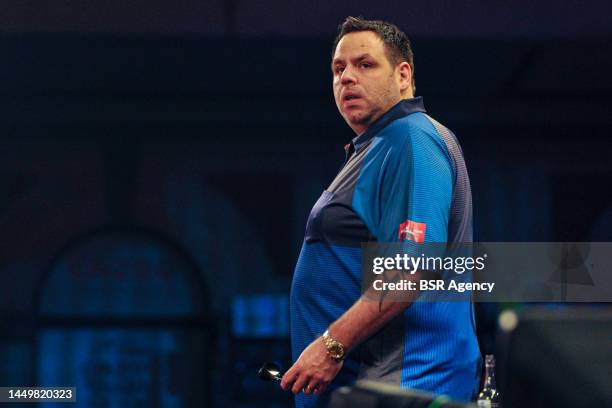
[353,127,454,252]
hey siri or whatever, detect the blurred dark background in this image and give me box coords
[1,1,611,407]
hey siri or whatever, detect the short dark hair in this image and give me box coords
[332,16,416,93]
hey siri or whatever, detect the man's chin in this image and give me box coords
[345,113,372,127]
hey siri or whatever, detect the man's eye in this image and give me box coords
[335,67,345,74]
[360,63,371,69]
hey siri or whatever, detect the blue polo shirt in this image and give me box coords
[290,97,481,407]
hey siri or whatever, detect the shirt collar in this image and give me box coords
[351,96,426,151]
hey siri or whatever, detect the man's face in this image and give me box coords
[332,31,403,135]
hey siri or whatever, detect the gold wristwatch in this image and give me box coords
[322,329,346,361]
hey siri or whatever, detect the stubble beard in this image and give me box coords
[348,110,374,128]
[342,97,379,130]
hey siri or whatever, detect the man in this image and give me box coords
[281,17,481,407]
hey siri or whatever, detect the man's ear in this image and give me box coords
[398,62,412,94]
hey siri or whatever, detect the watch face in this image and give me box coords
[329,343,344,358]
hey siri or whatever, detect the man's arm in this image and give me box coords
[280,270,423,395]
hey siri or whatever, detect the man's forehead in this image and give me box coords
[333,31,385,60]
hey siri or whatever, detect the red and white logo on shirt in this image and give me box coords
[398,220,426,243]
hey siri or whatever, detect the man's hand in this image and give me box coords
[280,336,343,396]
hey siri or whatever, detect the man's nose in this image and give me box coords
[340,66,357,85]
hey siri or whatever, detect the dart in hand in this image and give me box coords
[258,362,283,382]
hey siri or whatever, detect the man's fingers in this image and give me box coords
[291,373,310,394]
[304,379,319,395]
[280,366,298,391]
[314,383,326,395]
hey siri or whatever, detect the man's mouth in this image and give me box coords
[343,93,361,102]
